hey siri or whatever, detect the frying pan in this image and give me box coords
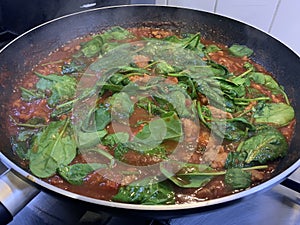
[0,5,300,223]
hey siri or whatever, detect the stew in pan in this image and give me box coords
[8,26,295,205]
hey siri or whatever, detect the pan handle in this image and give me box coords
[0,170,39,224]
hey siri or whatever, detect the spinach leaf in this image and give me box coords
[225,168,252,189]
[216,77,246,98]
[249,72,289,104]
[204,44,221,54]
[140,39,205,68]
[102,132,130,147]
[29,119,77,178]
[249,72,281,93]
[197,103,255,141]
[160,163,213,188]
[20,87,44,102]
[112,176,175,205]
[253,102,295,127]
[77,130,107,149]
[133,112,182,149]
[35,73,77,107]
[95,105,112,130]
[100,26,135,42]
[211,117,255,142]
[190,61,229,77]
[102,133,130,160]
[165,90,192,117]
[241,126,288,164]
[114,143,130,160]
[228,44,253,57]
[58,163,107,185]
[80,36,103,58]
[155,60,180,75]
[225,151,248,168]
[109,92,134,120]
[81,104,111,132]
[61,60,86,74]
[11,129,40,160]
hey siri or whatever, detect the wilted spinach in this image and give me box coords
[35,72,77,107]
[102,132,130,147]
[112,176,175,205]
[160,162,214,188]
[81,36,103,58]
[29,119,77,178]
[229,44,253,57]
[77,130,107,149]
[58,163,107,185]
[20,87,45,102]
[225,126,288,167]
[133,112,182,150]
[61,60,86,74]
[253,102,295,127]
[108,92,134,121]
[225,168,252,189]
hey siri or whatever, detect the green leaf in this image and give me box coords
[155,60,178,75]
[241,126,288,164]
[253,102,295,127]
[249,72,280,93]
[216,77,246,98]
[229,44,253,57]
[249,72,289,104]
[80,36,103,57]
[133,112,182,149]
[160,163,213,188]
[225,168,252,189]
[35,73,77,107]
[20,87,44,102]
[58,163,107,185]
[112,176,175,205]
[61,60,86,74]
[211,117,255,142]
[11,130,37,160]
[29,119,77,178]
[102,132,130,147]
[109,92,134,120]
[77,130,108,149]
[204,44,221,54]
[225,151,248,168]
[95,105,111,130]
[100,26,135,42]
[165,90,192,117]
[189,61,229,77]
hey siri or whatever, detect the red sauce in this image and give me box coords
[7,27,295,204]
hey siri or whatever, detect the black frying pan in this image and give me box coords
[0,5,299,223]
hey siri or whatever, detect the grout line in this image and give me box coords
[268,0,282,33]
[214,0,219,13]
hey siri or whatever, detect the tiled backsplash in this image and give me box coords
[155,0,300,55]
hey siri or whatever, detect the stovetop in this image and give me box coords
[0,1,299,224]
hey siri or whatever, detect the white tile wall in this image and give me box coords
[270,0,300,54]
[166,0,216,12]
[215,0,279,31]
[155,0,300,55]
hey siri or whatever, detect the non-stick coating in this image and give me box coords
[0,5,299,216]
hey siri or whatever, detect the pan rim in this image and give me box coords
[1,151,299,210]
